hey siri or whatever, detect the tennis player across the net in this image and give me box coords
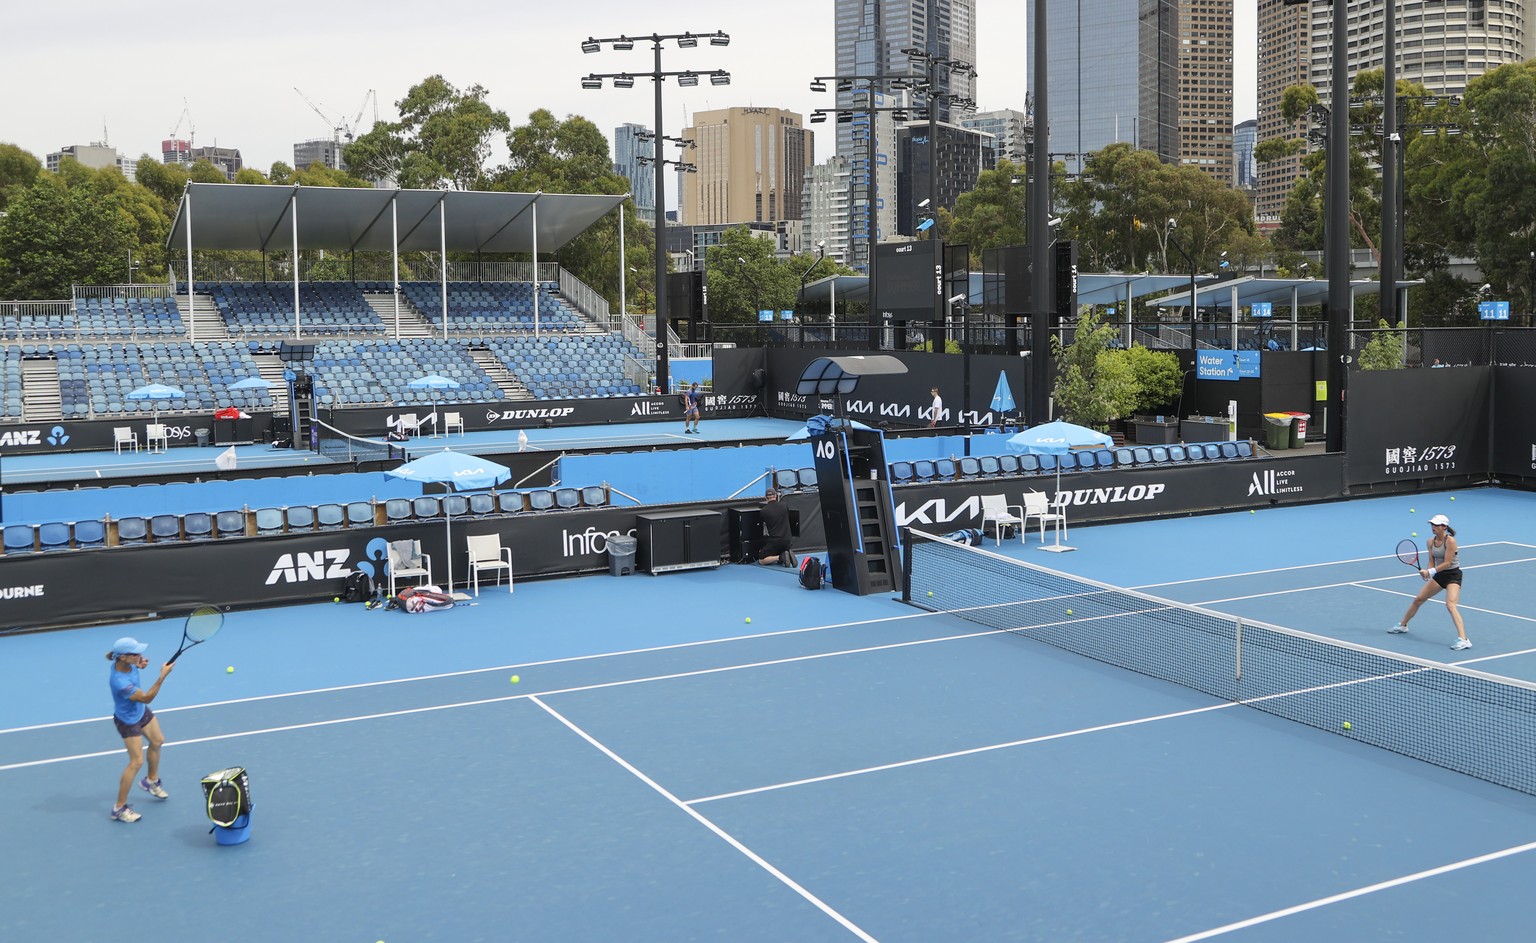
[901,528,1536,797]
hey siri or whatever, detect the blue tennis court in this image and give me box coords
[3,487,1534,941]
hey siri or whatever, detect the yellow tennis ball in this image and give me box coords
[1449,496,1456,501]
[744,617,752,624]
[1342,721,1352,730]
[1066,609,1073,616]
[226,666,234,674]
[1409,508,1415,513]
[927,591,934,597]
[1250,509,1255,514]
[1412,532,1418,537]
[509,675,520,684]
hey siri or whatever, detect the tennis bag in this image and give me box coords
[391,585,455,613]
[798,556,825,590]
[201,766,252,828]
[341,571,372,604]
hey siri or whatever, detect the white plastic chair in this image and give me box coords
[980,493,1024,546]
[113,427,139,454]
[443,411,465,436]
[466,533,513,595]
[396,413,419,437]
[387,539,433,596]
[1023,491,1066,542]
[144,423,168,453]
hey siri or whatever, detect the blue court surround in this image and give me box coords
[2,488,1534,941]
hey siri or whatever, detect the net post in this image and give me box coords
[1234,619,1243,682]
[900,526,914,604]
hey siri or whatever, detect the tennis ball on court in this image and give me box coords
[226,666,234,674]
[509,675,520,684]
[927,591,934,597]
[1450,496,1456,501]
[1250,509,1255,514]
[1412,532,1418,537]
[1409,508,1415,513]
[332,596,340,603]
[1342,721,1352,730]
[1066,609,1073,616]
[744,617,752,624]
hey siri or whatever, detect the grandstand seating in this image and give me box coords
[399,281,586,334]
[208,282,383,336]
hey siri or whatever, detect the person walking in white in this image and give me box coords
[928,387,943,428]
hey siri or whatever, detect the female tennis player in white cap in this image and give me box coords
[106,637,175,822]
[1390,514,1471,651]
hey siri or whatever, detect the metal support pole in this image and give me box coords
[1325,0,1351,452]
[1380,0,1398,326]
[291,189,300,338]
[185,187,195,343]
[653,40,671,395]
[1029,0,1053,425]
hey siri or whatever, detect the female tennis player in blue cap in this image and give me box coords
[1390,514,1471,651]
[106,637,175,822]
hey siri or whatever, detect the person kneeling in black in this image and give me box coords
[751,489,793,565]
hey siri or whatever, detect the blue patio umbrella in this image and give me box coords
[126,383,186,421]
[386,448,511,591]
[989,371,1016,414]
[1006,420,1112,553]
[229,377,272,390]
[408,375,461,435]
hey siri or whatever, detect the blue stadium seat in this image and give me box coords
[554,488,581,509]
[797,467,817,489]
[1018,455,1041,474]
[183,513,214,540]
[1168,445,1187,462]
[912,461,936,481]
[958,457,982,478]
[497,492,526,514]
[1132,447,1153,465]
[527,490,556,512]
[935,459,957,479]
[38,522,72,552]
[1149,446,1170,464]
[773,469,800,492]
[978,456,1000,477]
[443,495,470,518]
[74,520,106,549]
[116,517,148,545]
[347,502,376,527]
[150,515,181,542]
[580,486,608,508]
[315,504,345,529]
[467,493,497,516]
[4,525,36,555]
[254,508,285,534]
[1219,442,1240,460]
[411,497,441,520]
[997,454,1020,475]
[284,506,316,531]
[890,462,914,484]
[215,510,247,537]
[1236,440,1254,459]
[384,499,413,523]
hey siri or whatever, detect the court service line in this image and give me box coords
[686,701,1236,805]
[0,607,949,735]
[530,696,883,943]
[1353,581,1536,626]
[0,626,1013,772]
[1161,838,1536,943]
[1189,556,1536,610]
[1135,541,1517,591]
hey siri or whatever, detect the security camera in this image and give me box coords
[918,198,931,209]
[1479,283,1492,292]
[737,257,747,265]
[816,240,826,249]
[948,292,967,304]
[1047,216,1063,228]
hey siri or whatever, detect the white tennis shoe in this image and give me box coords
[1451,637,1472,651]
[1387,624,1409,634]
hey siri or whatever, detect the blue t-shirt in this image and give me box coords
[110,665,145,725]
[686,389,702,410]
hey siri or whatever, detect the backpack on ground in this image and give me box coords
[798,556,825,590]
[340,571,372,604]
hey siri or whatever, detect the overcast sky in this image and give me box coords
[5,1,1255,176]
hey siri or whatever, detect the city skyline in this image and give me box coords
[5,2,1257,182]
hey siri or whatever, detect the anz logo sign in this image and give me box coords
[0,425,70,448]
[266,549,351,585]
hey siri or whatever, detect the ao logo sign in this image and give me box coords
[814,439,836,460]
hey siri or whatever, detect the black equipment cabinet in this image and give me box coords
[728,507,763,562]
[213,417,255,445]
[635,510,722,574]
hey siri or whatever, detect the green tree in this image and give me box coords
[1357,319,1407,370]
[344,75,509,190]
[0,170,136,297]
[0,143,42,212]
[703,228,796,322]
[944,159,1029,263]
[1051,307,1138,429]
[1118,344,1184,413]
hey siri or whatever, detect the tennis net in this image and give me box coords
[314,420,402,468]
[903,528,1536,796]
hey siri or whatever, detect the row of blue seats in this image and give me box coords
[890,441,1256,484]
[0,486,614,554]
[770,467,819,492]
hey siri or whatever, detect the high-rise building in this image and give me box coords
[1256,0,1310,223]
[294,139,345,172]
[46,143,136,182]
[896,122,994,235]
[190,146,243,181]
[162,140,192,166]
[1233,118,1258,190]
[1258,0,1527,222]
[613,123,657,226]
[802,156,855,268]
[833,0,978,271]
[1176,0,1234,183]
[961,108,1033,167]
[679,107,812,227]
[1027,1,1180,175]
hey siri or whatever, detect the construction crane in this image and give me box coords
[165,99,195,164]
[295,88,376,145]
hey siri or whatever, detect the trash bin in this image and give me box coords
[195,428,210,447]
[1284,412,1310,448]
[607,535,637,577]
[1262,413,1293,450]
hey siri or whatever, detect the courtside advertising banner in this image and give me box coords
[1491,366,1536,483]
[0,493,824,632]
[1345,366,1490,487]
[888,454,1345,534]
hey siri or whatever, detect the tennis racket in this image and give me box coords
[1396,538,1423,572]
[168,605,224,664]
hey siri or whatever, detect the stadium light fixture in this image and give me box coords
[581,38,601,53]
[709,71,731,86]
[612,35,635,51]
[810,111,828,124]
[809,79,827,93]
[580,76,603,90]
[677,71,699,87]
[614,73,636,89]
[709,31,730,46]
[677,32,698,48]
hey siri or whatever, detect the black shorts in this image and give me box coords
[759,537,793,558]
[1433,568,1463,589]
[113,706,155,740]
